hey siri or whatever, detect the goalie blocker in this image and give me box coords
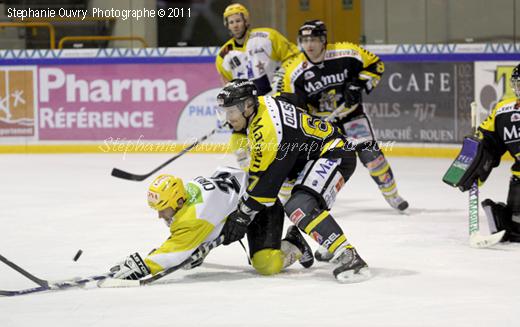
[442,136,498,191]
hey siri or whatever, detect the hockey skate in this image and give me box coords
[332,247,371,283]
[314,245,334,262]
[284,225,314,268]
[384,193,409,213]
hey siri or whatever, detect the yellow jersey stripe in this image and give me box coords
[304,210,329,234]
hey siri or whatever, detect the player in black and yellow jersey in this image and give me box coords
[446,64,520,242]
[216,79,371,283]
[279,20,409,214]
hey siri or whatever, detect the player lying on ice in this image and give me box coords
[98,166,313,287]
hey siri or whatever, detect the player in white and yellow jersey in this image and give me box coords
[216,3,299,187]
[279,20,409,216]
[216,3,298,95]
[216,79,370,283]
[98,166,313,285]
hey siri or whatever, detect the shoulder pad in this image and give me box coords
[219,42,233,58]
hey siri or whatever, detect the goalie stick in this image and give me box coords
[111,125,223,181]
[0,236,225,295]
[468,101,505,248]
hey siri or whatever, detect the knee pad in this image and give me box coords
[508,176,520,213]
[251,248,284,276]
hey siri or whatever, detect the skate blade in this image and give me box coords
[97,278,140,288]
[335,267,371,284]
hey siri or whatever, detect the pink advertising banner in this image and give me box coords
[37,62,221,140]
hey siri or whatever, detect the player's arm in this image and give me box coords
[229,130,250,170]
[215,46,233,84]
[269,28,299,63]
[443,106,505,191]
[352,43,384,93]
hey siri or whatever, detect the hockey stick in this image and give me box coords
[324,103,359,122]
[0,253,48,287]
[98,235,225,288]
[111,126,223,181]
[0,254,114,296]
[468,102,505,248]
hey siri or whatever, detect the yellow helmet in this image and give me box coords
[147,174,187,211]
[223,3,249,25]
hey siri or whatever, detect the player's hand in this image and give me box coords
[343,80,364,108]
[221,209,252,245]
[109,252,150,280]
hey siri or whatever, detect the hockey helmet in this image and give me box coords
[217,79,258,108]
[298,20,327,44]
[512,63,520,98]
[223,3,250,26]
[148,174,186,211]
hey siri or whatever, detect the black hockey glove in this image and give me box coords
[343,80,365,108]
[221,209,253,245]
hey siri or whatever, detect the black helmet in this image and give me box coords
[217,79,258,108]
[298,20,327,42]
[512,63,520,98]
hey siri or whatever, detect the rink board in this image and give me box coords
[0,44,518,157]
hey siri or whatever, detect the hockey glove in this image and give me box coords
[343,80,364,108]
[110,252,150,280]
[221,209,253,245]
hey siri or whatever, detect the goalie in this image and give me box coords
[444,63,520,242]
[98,166,313,286]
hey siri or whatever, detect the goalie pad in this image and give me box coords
[442,136,495,191]
[482,199,520,242]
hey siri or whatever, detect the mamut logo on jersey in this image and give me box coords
[39,68,188,103]
[303,69,348,93]
[0,68,36,137]
[504,125,520,142]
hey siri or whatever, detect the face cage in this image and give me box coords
[512,77,520,98]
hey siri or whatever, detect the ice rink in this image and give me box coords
[1,152,519,327]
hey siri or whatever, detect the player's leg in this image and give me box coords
[285,153,370,282]
[507,175,520,241]
[247,200,313,275]
[340,113,408,212]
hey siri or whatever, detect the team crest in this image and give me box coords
[511,113,520,122]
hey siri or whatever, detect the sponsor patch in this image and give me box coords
[147,191,160,204]
[289,208,306,225]
[0,68,36,137]
[304,71,315,80]
[311,231,323,244]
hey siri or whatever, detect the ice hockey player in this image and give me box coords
[216,79,371,283]
[98,166,313,286]
[444,64,520,242]
[278,20,408,214]
[216,3,299,170]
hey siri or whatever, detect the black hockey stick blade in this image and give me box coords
[111,167,151,181]
[0,254,48,287]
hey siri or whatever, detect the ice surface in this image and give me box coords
[1,153,518,327]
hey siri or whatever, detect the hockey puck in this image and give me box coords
[73,250,83,262]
